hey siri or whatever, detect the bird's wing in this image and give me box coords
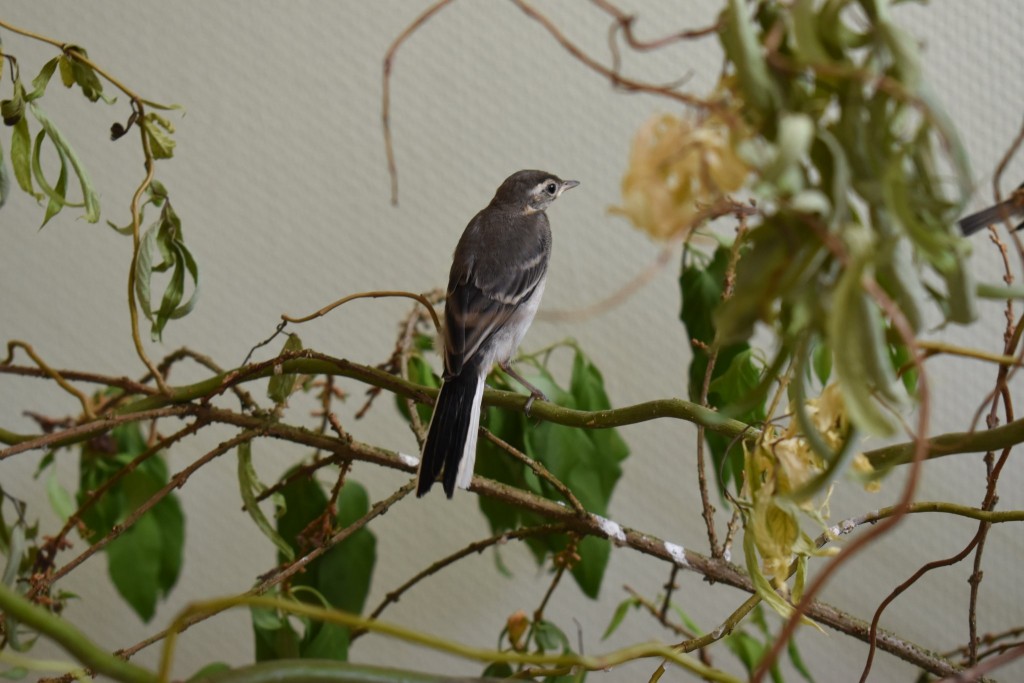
[443,213,550,376]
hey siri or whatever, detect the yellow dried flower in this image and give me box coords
[611,113,749,240]
[506,610,529,652]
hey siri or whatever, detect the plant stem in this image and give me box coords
[0,583,157,683]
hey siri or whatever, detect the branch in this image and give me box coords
[0,582,156,683]
[5,353,1023,470]
[357,524,568,635]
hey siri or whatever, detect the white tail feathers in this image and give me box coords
[455,377,485,490]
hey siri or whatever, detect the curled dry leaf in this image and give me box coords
[747,384,875,589]
[611,112,749,240]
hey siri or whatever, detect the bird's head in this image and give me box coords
[491,170,580,213]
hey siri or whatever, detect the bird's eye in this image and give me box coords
[545,182,557,195]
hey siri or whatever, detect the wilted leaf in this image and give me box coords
[64,48,109,103]
[142,112,176,159]
[720,0,778,115]
[1,78,25,126]
[268,334,303,404]
[0,136,9,209]
[26,57,60,102]
[237,441,294,560]
[135,199,200,340]
[28,103,100,223]
[10,116,34,197]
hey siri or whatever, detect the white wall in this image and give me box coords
[2,2,1023,681]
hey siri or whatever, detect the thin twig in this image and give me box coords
[624,585,693,639]
[968,227,1021,664]
[0,406,192,459]
[510,0,715,110]
[481,429,585,514]
[356,524,567,636]
[589,0,721,51]
[282,289,443,338]
[2,341,95,419]
[381,0,457,205]
[125,103,169,394]
[937,643,1024,683]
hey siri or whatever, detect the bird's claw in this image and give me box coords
[523,390,547,417]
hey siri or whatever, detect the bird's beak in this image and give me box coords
[561,180,580,193]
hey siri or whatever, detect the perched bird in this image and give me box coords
[416,170,579,498]
[958,182,1024,235]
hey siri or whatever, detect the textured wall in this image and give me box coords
[2,2,1023,680]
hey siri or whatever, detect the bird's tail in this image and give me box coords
[959,187,1024,236]
[416,369,485,498]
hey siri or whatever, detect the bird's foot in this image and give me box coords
[500,361,548,416]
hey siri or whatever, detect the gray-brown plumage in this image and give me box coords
[417,170,579,498]
[958,182,1024,235]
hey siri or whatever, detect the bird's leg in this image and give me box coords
[499,361,547,416]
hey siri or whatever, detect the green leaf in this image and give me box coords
[10,115,34,197]
[317,482,376,616]
[268,334,303,404]
[270,472,376,661]
[811,339,832,386]
[397,353,440,424]
[40,141,68,228]
[1,524,25,589]
[472,353,627,598]
[237,440,294,561]
[300,621,349,661]
[682,246,764,493]
[725,630,766,675]
[185,664,230,682]
[31,125,77,213]
[28,103,100,223]
[77,423,184,622]
[45,473,75,522]
[720,0,778,115]
[571,535,611,600]
[475,402,529,536]
[253,601,301,662]
[57,56,75,88]
[25,57,60,102]
[0,134,9,210]
[828,256,898,436]
[602,596,638,640]
[788,636,816,682]
[534,620,570,653]
[482,662,515,678]
[107,512,162,622]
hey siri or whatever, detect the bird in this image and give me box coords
[416,170,579,498]
[958,182,1024,235]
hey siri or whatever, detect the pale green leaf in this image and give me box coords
[28,103,100,223]
[237,441,294,561]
